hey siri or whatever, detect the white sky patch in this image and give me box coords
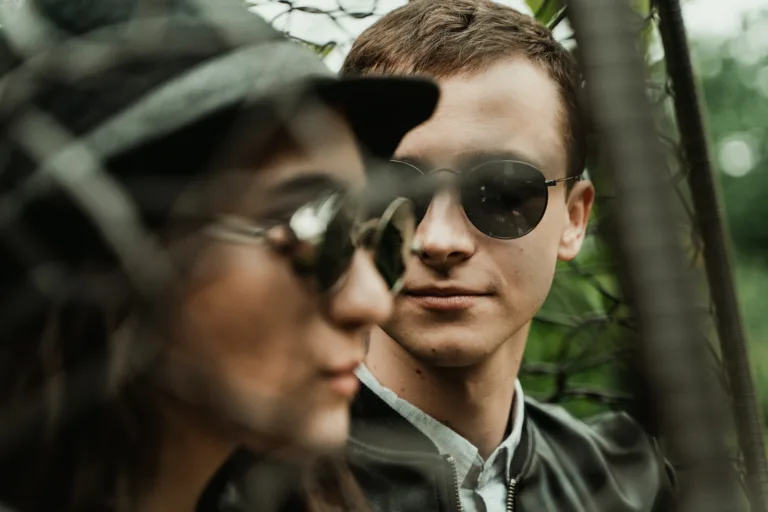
[683,0,767,38]
[718,133,758,177]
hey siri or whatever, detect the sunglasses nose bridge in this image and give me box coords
[420,168,460,201]
[429,167,459,181]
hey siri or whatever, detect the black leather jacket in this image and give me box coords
[348,385,675,512]
[209,384,674,512]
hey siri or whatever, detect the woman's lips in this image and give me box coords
[322,360,362,398]
[327,372,359,397]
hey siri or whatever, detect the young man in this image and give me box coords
[340,1,675,511]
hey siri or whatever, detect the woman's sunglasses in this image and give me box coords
[374,160,583,240]
[206,191,416,294]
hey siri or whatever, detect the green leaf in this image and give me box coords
[525,0,564,26]
[313,41,337,59]
[630,0,656,59]
[535,234,619,327]
[648,57,667,80]
[536,268,608,326]
[631,0,651,16]
[288,37,337,59]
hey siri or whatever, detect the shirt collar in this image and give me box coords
[356,364,525,486]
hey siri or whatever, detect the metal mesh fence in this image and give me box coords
[247,0,391,70]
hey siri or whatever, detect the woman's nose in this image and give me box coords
[325,250,393,331]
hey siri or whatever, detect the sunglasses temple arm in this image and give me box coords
[545,175,584,187]
[204,220,271,245]
[353,219,380,246]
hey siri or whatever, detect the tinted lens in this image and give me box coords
[374,198,415,292]
[461,161,548,239]
[367,161,429,223]
[314,194,356,291]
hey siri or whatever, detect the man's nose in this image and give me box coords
[413,190,476,271]
[326,250,393,330]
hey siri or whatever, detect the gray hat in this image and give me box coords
[1,0,438,161]
[0,0,438,335]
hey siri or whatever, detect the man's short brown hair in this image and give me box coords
[341,0,585,178]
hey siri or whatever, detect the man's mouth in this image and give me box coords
[403,286,491,311]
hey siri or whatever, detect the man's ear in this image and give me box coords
[558,180,595,261]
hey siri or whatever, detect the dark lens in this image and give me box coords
[315,194,356,291]
[376,220,405,290]
[374,199,415,292]
[461,161,548,239]
[366,161,429,223]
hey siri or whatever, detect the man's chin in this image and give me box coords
[411,347,492,367]
[381,326,499,367]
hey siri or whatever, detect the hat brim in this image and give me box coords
[313,76,439,160]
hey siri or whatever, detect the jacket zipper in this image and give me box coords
[445,455,463,512]
[446,455,518,512]
[506,477,517,512]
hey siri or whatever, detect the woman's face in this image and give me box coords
[162,103,393,456]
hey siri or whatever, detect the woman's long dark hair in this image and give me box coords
[0,107,233,511]
[304,457,370,512]
[0,255,370,512]
[0,270,161,511]
[0,110,370,512]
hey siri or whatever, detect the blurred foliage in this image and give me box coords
[521,0,658,417]
[695,13,768,259]
[691,9,768,429]
[524,0,654,50]
[524,0,564,26]
[526,7,768,443]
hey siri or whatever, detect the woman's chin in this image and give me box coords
[265,406,351,463]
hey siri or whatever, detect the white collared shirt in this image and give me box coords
[356,364,525,512]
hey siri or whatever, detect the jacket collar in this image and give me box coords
[349,381,534,480]
[196,449,259,512]
[350,384,439,455]
[196,449,304,512]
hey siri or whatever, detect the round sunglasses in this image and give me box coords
[206,191,416,294]
[375,160,583,240]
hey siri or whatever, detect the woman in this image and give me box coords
[0,1,438,511]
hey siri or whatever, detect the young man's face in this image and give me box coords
[376,56,594,367]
